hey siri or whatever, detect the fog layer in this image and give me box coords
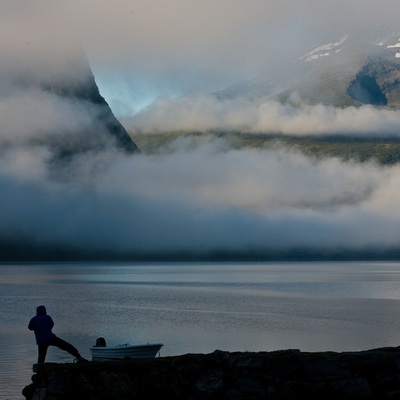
[2,1,400,259]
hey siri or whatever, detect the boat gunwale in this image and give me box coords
[89,343,163,360]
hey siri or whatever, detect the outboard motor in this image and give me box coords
[95,337,106,347]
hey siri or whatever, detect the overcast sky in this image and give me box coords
[79,0,400,116]
[2,0,400,259]
[4,0,400,115]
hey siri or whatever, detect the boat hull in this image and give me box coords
[90,343,163,360]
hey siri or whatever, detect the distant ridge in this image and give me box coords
[2,236,400,262]
[216,31,400,108]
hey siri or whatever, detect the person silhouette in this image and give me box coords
[28,305,87,364]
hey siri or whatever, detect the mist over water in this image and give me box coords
[2,135,400,257]
[2,1,400,257]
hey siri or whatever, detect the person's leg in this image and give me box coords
[49,336,85,360]
[38,342,49,363]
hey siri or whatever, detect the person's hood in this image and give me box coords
[36,305,47,316]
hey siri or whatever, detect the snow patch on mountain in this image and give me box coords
[299,33,400,64]
[387,40,400,48]
[299,35,348,62]
[386,38,400,60]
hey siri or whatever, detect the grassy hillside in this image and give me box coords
[131,131,400,165]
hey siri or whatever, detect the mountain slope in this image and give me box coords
[37,54,140,157]
[217,32,400,108]
[1,33,139,159]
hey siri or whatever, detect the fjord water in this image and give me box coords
[2,261,400,400]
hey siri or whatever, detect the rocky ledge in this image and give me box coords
[23,347,400,400]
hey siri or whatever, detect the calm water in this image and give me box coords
[2,261,400,399]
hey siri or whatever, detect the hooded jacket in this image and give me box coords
[28,305,56,345]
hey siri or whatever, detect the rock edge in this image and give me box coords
[22,347,400,400]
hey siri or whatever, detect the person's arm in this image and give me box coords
[28,318,35,331]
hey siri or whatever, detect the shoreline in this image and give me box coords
[23,346,400,399]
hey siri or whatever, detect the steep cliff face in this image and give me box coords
[42,65,139,155]
[22,49,139,156]
[1,31,139,160]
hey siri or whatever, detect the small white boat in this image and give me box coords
[90,337,163,360]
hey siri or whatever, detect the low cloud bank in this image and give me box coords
[125,94,400,136]
[3,1,400,259]
[2,129,400,258]
[2,58,400,259]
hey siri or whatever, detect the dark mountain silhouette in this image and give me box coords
[3,34,139,158]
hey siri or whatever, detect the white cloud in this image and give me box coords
[0,89,98,143]
[2,137,400,255]
[125,95,400,136]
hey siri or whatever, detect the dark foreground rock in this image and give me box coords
[23,347,400,400]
